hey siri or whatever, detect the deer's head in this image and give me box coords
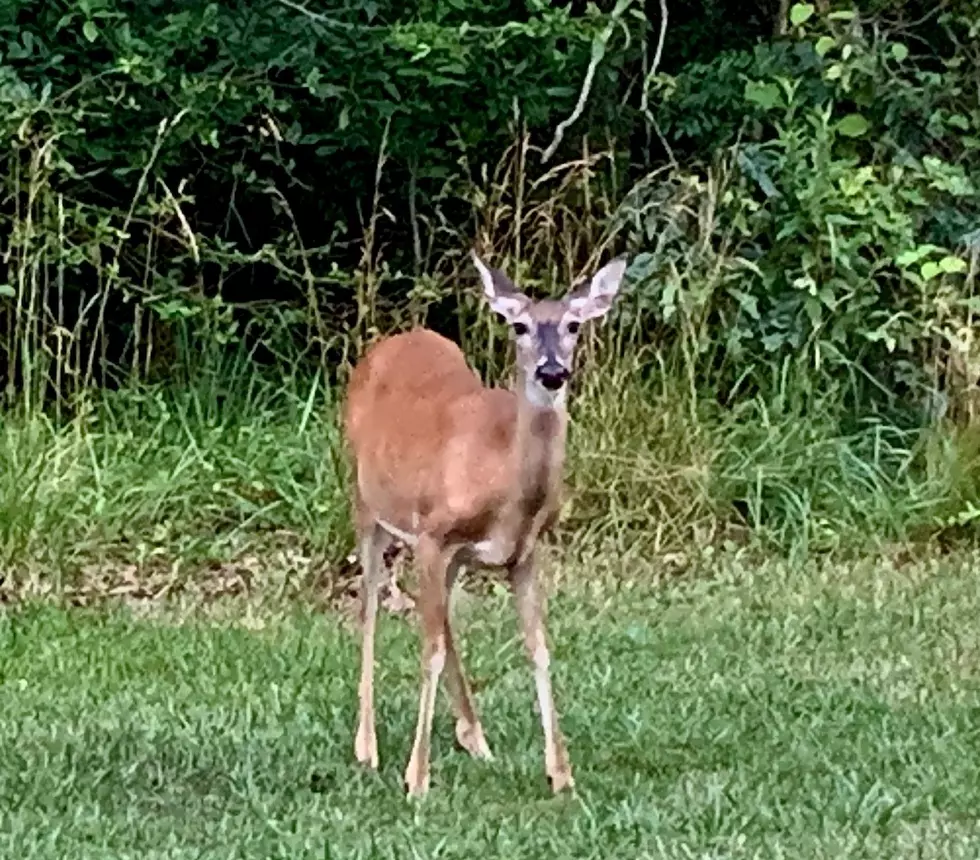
[472,251,627,407]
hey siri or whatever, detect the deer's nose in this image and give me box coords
[535,362,570,391]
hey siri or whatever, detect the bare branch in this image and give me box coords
[639,0,671,167]
[774,0,789,37]
[541,0,634,164]
[275,0,358,29]
[650,0,668,79]
[275,0,534,34]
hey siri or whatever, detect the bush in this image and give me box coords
[634,4,979,417]
[0,0,636,406]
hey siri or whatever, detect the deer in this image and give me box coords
[343,249,628,798]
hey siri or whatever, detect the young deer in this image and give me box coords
[343,250,627,797]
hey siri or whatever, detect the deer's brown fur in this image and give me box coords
[343,251,627,797]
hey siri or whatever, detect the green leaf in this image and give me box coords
[890,42,909,62]
[729,288,760,320]
[789,3,814,26]
[83,20,98,42]
[804,296,822,325]
[939,256,968,274]
[921,261,941,281]
[895,245,940,268]
[762,333,786,352]
[744,80,782,111]
[836,113,869,137]
[815,36,835,57]
[0,284,15,297]
[895,250,922,267]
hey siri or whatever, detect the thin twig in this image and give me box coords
[158,178,199,265]
[541,0,634,164]
[275,0,528,34]
[84,110,188,389]
[649,0,668,80]
[408,158,421,275]
[275,0,359,29]
[265,184,331,384]
[639,0,671,166]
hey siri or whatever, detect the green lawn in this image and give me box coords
[2,552,980,859]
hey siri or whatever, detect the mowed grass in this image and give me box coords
[2,551,980,859]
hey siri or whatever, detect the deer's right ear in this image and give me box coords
[472,251,528,323]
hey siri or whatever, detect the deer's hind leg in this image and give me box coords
[404,534,456,797]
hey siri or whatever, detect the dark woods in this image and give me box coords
[0,0,976,420]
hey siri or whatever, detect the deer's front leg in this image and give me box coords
[510,547,573,793]
[404,534,451,798]
[441,557,493,760]
[354,522,390,769]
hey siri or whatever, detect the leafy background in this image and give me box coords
[0,0,978,587]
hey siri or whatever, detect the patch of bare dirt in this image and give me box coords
[0,535,418,622]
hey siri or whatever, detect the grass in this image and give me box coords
[0,368,353,586]
[0,317,976,859]
[3,550,980,858]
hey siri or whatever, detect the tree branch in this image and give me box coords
[639,0,671,167]
[540,0,634,164]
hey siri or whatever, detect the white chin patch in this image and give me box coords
[525,379,567,409]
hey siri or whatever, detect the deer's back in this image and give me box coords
[344,328,519,532]
[344,329,482,449]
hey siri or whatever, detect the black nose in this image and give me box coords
[535,364,570,391]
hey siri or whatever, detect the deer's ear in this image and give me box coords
[472,251,529,323]
[566,256,628,322]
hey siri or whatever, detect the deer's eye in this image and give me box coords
[566,321,581,335]
[513,322,529,337]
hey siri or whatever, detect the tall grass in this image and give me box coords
[567,360,970,561]
[0,340,351,592]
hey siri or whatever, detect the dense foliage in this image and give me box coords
[638,2,979,416]
[0,0,632,398]
[1,0,978,573]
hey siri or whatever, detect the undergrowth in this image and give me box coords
[1,334,976,594]
[0,360,350,590]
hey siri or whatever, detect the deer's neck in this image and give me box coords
[513,373,568,512]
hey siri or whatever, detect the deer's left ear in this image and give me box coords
[566,256,628,322]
